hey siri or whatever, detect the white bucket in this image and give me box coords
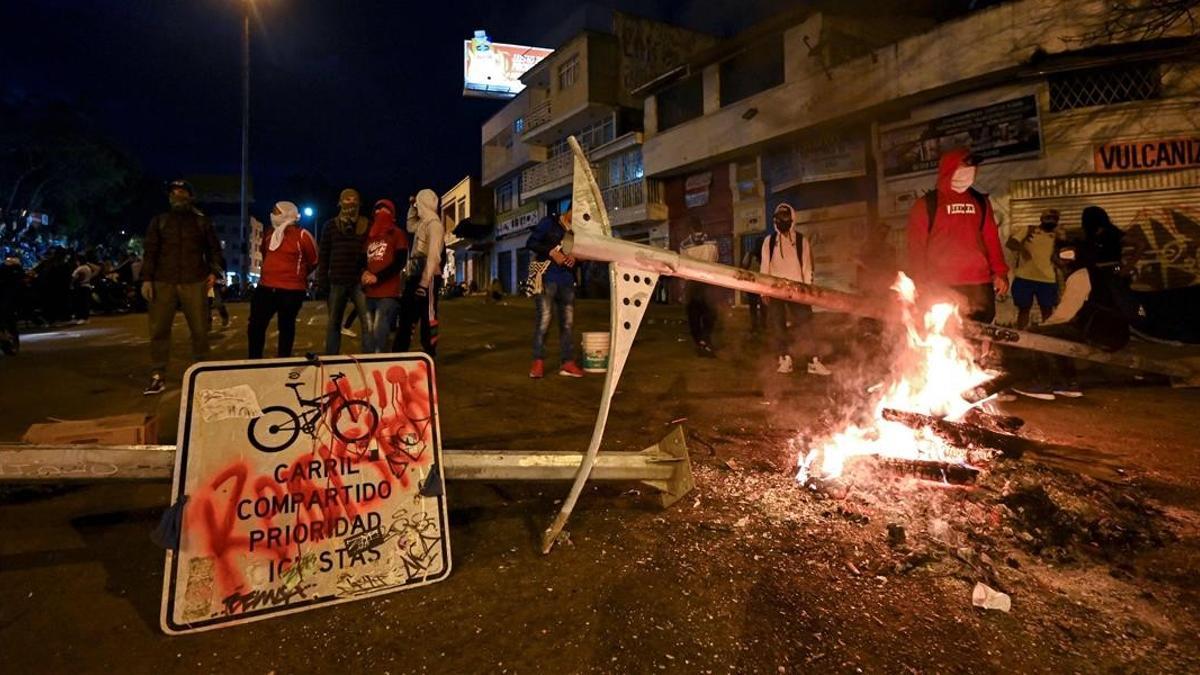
[580,331,611,373]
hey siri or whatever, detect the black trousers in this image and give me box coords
[746,293,763,334]
[395,275,442,357]
[247,285,306,359]
[684,282,716,346]
[951,283,996,323]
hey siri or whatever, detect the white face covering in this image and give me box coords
[950,165,976,193]
[269,202,300,251]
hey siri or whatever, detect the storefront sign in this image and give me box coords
[1094,138,1200,174]
[496,204,541,239]
[765,136,866,191]
[162,356,450,634]
[880,96,1042,178]
[684,172,711,208]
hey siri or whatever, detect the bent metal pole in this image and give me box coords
[562,229,1194,382]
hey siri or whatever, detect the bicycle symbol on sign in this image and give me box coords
[246,373,379,453]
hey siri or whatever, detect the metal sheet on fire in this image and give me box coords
[160,355,451,634]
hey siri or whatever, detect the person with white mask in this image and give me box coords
[906,148,1009,323]
[247,201,318,359]
[394,189,444,356]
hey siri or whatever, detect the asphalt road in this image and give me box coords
[2,296,1199,673]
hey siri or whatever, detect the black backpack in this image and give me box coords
[766,230,806,264]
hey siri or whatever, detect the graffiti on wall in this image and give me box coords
[1124,205,1200,291]
[160,356,450,634]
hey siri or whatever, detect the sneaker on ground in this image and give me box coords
[1053,382,1083,398]
[807,357,832,376]
[559,361,585,378]
[143,374,166,396]
[776,355,794,374]
[1012,384,1055,401]
[529,359,545,379]
[696,342,716,358]
[341,327,357,337]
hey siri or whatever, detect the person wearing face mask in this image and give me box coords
[247,201,318,359]
[395,189,444,357]
[361,199,408,352]
[1006,209,1062,329]
[139,179,225,395]
[906,149,1009,324]
[318,188,372,354]
[679,216,719,357]
[760,202,831,376]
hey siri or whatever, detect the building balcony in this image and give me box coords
[602,179,667,228]
[520,151,574,201]
[525,99,554,135]
[482,135,547,187]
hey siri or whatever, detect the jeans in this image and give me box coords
[767,299,813,358]
[366,297,401,353]
[148,281,209,375]
[325,283,372,354]
[395,276,442,356]
[247,285,306,359]
[533,281,575,362]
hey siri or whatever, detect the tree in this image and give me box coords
[1082,0,1200,42]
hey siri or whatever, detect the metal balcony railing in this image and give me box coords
[601,179,664,210]
[522,151,573,193]
[525,99,553,134]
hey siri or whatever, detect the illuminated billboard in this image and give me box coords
[463,30,553,99]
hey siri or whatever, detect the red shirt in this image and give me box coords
[260,227,317,291]
[906,149,1008,287]
[363,227,407,298]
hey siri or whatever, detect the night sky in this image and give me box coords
[2,0,803,218]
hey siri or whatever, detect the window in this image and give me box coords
[719,36,784,107]
[657,74,703,131]
[575,115,615,151]
[1049,63,1161,112]
[496,182,514,213]
[558,54,579,91]
[457,197,467,224]
[514,117,525,135]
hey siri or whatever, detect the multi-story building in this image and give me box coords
[638,0,1200,329]
[440,175,493,292]
[480,8,716,294]
[190,174,255,284]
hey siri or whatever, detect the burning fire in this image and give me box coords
[797,273,991,483]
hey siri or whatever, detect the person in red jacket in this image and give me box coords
[247,201,318,359]
[360,199,408,352]
[906,148,1009,323]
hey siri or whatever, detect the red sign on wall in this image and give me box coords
[1094,138,1200,174]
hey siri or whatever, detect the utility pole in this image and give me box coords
[239,1,251,280]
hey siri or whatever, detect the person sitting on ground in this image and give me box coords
[1012,241,1130,401]
[1006,209,1062,329]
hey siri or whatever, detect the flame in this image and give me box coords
[797,273,991,483]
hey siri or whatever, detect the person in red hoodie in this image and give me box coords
[906,148,1009,323]
[247,201,318,359]
[360,199,409,352]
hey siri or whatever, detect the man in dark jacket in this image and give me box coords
[318,188,372,354]
[525,205,584,378]
[140,179,225,395]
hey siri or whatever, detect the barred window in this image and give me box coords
[1048,63,1161,112]
[558,55,579,91]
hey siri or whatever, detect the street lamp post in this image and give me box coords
[239,1,251,280]
[304,206,317,242]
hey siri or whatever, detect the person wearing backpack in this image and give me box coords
[1012,240,1130,400]
[760,203,831,376]
[906,148,1009,323]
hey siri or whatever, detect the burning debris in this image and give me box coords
[797,274,995,486]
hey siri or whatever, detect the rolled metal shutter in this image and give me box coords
[1008,169,1200,291]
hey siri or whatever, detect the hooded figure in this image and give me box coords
[395,189,444,356]
[759,202,829,375]
[249,200,318,359]
[318,187,373,354]
[906,147,1009,322]
[361,199,409,352]
[680,217,719,357]
[1080,205,1124,268]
